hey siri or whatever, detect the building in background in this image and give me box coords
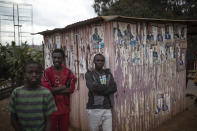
[38,16,197,131]
[0,0,33,45]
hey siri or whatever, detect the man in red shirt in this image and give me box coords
[42,49,77,131]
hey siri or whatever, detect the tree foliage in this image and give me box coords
[0,42,43,86]
[93,0,197,19]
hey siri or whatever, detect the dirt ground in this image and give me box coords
[1,80,197,131]
[0,98,13,131]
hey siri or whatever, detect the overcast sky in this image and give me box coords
[11,0,97,44]
[32,0,96,31]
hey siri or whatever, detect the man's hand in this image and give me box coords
[52,86,70,95]
[60,88,70,94]
[51,86,65,94]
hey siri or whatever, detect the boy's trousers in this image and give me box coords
[86,109,112,131]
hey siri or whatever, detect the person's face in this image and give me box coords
[52,52,64,69]
[94,55,105,70]
[24,64,42,86]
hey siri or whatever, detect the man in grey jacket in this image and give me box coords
[85,53,117,131]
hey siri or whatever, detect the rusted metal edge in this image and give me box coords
[33,15,197,35]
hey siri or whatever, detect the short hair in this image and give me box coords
[24,61,42,72]
[93,53,105,62]
[52,49,65,58]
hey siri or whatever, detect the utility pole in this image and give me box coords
[0,16,1,44]
[31,5,34,45]
[0,1,33,45]
[13,4,15,42]
[17,4,20,45]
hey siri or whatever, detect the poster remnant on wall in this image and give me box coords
[44,36,53,68]
[112,22,186,117]
[113,22,186,70]
[174,24,187,72]
[155,93,170,115]
[114,22,137,46]
[62,32,76,73]
[176,48,186,71]
[91,26,105,53]
[164,24,173,46]
[147,23,156,46]
[55,35,61,48]
[77,33,87,74]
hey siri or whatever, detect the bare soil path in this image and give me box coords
[0,80,197,131]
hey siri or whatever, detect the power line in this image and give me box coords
[0,0,33,45]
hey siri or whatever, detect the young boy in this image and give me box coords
[8,61,57,131]
[85,54,117,131]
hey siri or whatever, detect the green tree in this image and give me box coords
[0,43,10,81]
[0,42,43,86]
[93,0,197,19]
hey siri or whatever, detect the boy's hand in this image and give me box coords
[11,113,22,131]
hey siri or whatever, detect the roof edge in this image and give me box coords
[35,15,197,35]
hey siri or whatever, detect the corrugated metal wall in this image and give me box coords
[43,20,187,131]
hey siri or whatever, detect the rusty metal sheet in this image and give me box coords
[36,16,196,36]
[43,20,187,131]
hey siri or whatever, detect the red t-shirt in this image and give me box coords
[42,65,76,115]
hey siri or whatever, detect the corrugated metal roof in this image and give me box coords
[36,15,197,35]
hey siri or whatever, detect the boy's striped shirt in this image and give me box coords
[8,86,57,131]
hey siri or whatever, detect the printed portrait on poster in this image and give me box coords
[155,93,170,115]
[156,25,164,45]
[176,47,186,71]
[159,45,165,62]
[180,26,187,40]
[123,24,136,45]
[164,45,174,61]
[165,25,171,40]
[153,46,158,64]
[113,22,136,47]
[132,50,140,65]
[146,24,156,46]
[173,25,180,40]
[180,25,187,48]
[164,24,173,47]
[113,22,123,45]
[91,26,104,53]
